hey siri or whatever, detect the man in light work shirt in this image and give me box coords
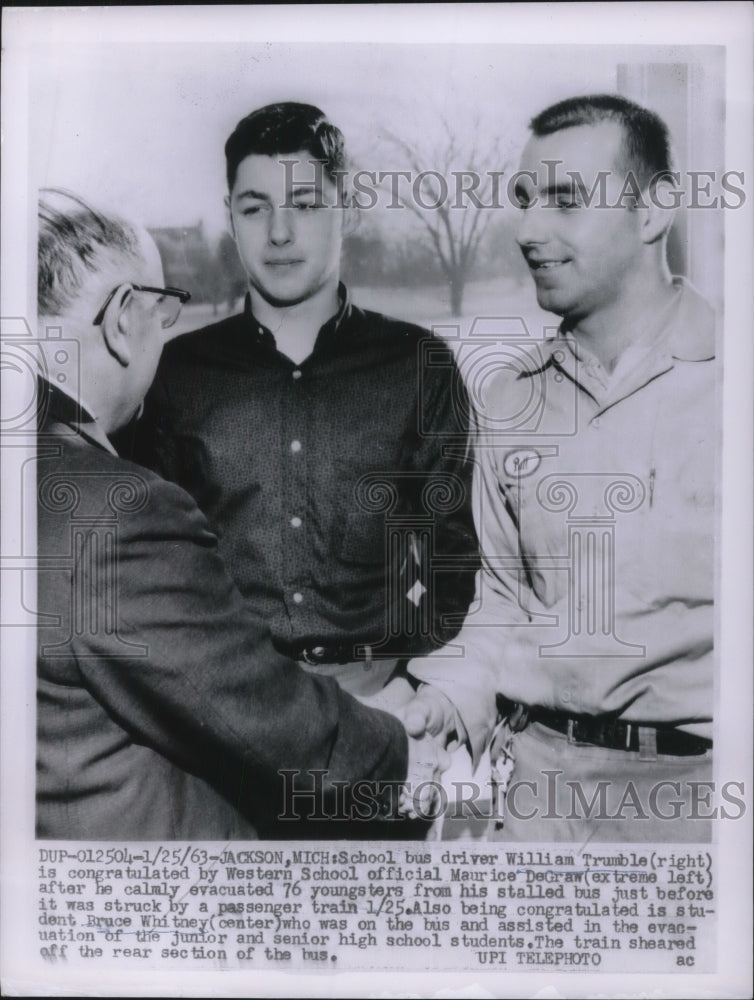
[136,102,478,702]
[403,94,716,841]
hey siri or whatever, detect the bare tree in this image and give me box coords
[380,116,510,316]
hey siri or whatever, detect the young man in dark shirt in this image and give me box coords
[35,189,448,840]
[138,103,478,704]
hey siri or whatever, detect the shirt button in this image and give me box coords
[592,417,601,428]
[561,689,572,703]
[292,369,302,380]
[290,440,302,453]
[293,592,304,604]
[290,516,302,529]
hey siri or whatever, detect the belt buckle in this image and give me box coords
[301,646,327,666]
[567,717,637,752]
[567,717,591,746]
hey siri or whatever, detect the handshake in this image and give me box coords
[359,678,459,820]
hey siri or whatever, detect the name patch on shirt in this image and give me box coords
[503,448,542,479]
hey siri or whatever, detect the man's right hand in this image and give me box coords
[397,684,460,744]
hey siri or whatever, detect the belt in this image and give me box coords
[284,643,374,666]
[527,707,712,757]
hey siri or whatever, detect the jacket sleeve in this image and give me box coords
[71,471,408,824]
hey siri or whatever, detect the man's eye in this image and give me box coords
[241,205,265,216]
[294,201,318,210]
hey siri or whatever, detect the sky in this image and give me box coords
[23,18,722,239]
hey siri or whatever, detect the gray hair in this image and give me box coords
[38,188,143,315]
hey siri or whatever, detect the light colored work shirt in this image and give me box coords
[411,279,716,765]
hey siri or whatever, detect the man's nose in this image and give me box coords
[268,207,294,245]
[516,201,549,247]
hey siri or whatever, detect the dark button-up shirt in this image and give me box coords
[135,286,479,661]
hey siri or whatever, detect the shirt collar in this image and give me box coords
[39,377,118,456]
[665,277,716,361]
[244,282,352,355]
[526,277,716,378]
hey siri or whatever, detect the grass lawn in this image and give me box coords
[351,276,555,340]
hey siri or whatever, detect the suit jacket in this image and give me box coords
[35,381,408,839]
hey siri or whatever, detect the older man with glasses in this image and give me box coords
[34,189,447,841]
[92,283,191,328]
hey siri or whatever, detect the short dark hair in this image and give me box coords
[225,102,347,191]
[38,189,141,315]
[530,94,674,188]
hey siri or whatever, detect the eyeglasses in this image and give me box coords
[92,283,191,329]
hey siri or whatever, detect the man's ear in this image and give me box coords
[100,285,134,368]
[640,178,678,245]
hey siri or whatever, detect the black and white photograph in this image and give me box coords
[1,3,752,996]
